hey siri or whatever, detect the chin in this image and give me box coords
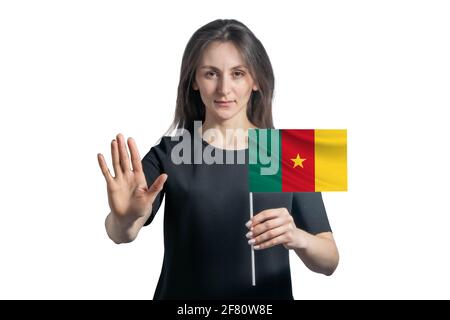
[214,109,240,120]
[206,102,247,122]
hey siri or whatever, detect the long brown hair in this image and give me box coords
[170,19,275,133]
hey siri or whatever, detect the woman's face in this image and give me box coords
[194,41,258,124]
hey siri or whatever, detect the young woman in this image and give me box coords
[97,19,339,299]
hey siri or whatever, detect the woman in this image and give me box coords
[97,19,339,299]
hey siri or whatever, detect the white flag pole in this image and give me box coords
[249,192,255,286]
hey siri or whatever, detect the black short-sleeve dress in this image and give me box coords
[142,134,331,300]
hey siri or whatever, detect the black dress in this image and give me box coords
[142,133,332,300]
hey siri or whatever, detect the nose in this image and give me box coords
[217,75,232,96]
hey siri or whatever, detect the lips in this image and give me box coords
[214,100,235,107]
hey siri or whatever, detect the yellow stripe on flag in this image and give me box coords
[314,129,347,191]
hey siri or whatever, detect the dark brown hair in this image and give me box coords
[170,19,275,133]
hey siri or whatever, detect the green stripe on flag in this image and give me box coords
[248,129,282,192]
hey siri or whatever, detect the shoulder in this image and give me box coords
[143,130,191,160]
[150,136,175,154]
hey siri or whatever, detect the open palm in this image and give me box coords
[97,134,167,225]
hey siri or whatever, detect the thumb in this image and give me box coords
[147,174,168,203]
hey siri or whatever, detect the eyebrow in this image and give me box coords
[199,65,249,71]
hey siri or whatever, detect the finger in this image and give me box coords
[127,137,142,173]
[111,139,121,178]
[251,217,285,237]
[147,174,168,203]
[97,153,113,183]
[253,234,287,250]
[250,208,288,228]
[250,224,287,246]
[116,133,131,172]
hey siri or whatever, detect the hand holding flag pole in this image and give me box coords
[247,129,347,286]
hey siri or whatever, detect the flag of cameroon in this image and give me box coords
[248,129,347,192]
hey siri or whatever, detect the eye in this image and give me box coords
[205,71,217,79]
[233,70,245,78]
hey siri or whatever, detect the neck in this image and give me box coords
[202,118,255,134]
[201,115,256,150]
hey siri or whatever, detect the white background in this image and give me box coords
[1,0,449,299]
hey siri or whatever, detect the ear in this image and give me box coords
[193,82,199,91]
[252,84,258,91]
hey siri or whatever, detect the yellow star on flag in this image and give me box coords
[291,153,306,168]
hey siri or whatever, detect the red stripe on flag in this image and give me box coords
[281,130,315,192]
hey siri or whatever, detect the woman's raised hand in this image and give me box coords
[97,133,167,225]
